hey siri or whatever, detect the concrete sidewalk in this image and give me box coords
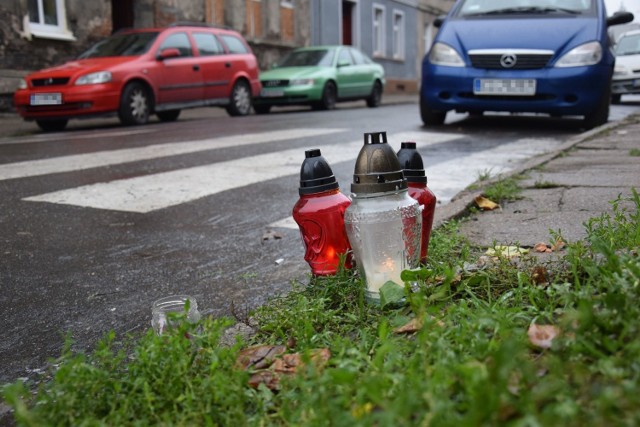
[433,113,640,249]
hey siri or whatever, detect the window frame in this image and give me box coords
[392,9,405,60]
[372,4,386,58]
[26,0,76,41]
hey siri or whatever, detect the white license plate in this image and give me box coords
[30,93,63,106]
[474,79,536,96]
[260,89,284,98]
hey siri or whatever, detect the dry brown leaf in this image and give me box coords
[527,324,560,349]
[474,196,500,210]
[248,370,280,390]
[550,239,565,252]
[243,348,331,391]
[236,345,286,370]
[393,317,423,334]
[530,265,549,285]
[534,242,552,253]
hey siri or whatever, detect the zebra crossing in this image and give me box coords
[3,127,559,218]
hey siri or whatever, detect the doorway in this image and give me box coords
[111,0,134,33]
[342,0,354,45]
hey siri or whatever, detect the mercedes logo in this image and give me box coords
[500,53,517,68]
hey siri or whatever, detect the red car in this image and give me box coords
[14,24,262,131]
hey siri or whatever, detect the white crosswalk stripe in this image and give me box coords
[23,131,462,213]
[0,128,345,181]
[268,136,559,230]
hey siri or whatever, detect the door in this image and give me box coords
[342,1,354,45]
[111,0,133,33]
[192,31,234,100]
[153,32,203,105]
[335,47,359,98]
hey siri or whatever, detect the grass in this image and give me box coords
[630,148,640,157]
[3,190,640,426]
[482,175,524,204]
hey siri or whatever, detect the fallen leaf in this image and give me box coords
[486,246,529,258]
[534,242,552,253]
[248,370,280,390]
[242,347,331,391]
[236,345,286,370]
[550,239,565,252]
[527,324,560,349]
[393,317,423,334]
[475,196,500,210]
[530,265,549,285]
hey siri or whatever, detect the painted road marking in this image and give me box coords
[0,128,156,146]
[267,136,559,230]
[24,131,462,213]
[0,128,345,181]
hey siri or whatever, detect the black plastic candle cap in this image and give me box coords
[397,141,427,184]
[351,131,406,194]
[298,148,339,195]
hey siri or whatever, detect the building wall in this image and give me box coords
[0,0,450,110]
[0,0,312,111]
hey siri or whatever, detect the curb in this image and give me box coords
[432,113,639,228]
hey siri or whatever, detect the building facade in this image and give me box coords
[0,0,452,111]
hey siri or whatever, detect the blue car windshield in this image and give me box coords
[78,32,159,58]
[615,34,640,56]
[457,0,594,17]
[278,49,335,67]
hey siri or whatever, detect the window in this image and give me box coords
[26,0,75,41]
[193,32,224,55]
[372,5,385,57]
[220,35,249,54]
[280,1,294,42]
[159,33,193,57]
[338,48,354,66]
[246,0,262,38]
[349,48,366,65]
[392,10,405,60]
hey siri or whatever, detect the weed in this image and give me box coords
[483,175,524,203]
[3,190,640,426]
[629,148,640,157]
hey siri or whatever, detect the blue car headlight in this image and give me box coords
[555,42,602,67]
[428,42,465,67]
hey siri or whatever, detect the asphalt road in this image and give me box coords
[2,98,640,392]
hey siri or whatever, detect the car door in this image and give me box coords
[192,31,233,101]
[348,48,377,96]
[153,31,203,105]
[335,47,360,98]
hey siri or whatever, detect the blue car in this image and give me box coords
[420,0,633,129]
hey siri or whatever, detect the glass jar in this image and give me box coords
[151,295,201,335]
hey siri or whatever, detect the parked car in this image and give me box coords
[13,24,261,132]
[253,46,385,114]
[612,30,640,104]
[420,0,634,129]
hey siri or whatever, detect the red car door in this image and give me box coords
[192,31,234,100]
[153,31,203,105]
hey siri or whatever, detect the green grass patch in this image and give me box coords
[3,191,640,426]
[629,148,640,157]
[482,175,524,204]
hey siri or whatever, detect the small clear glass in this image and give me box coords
[151,295,201,335]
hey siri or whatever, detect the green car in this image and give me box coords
[254,45,385,114]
